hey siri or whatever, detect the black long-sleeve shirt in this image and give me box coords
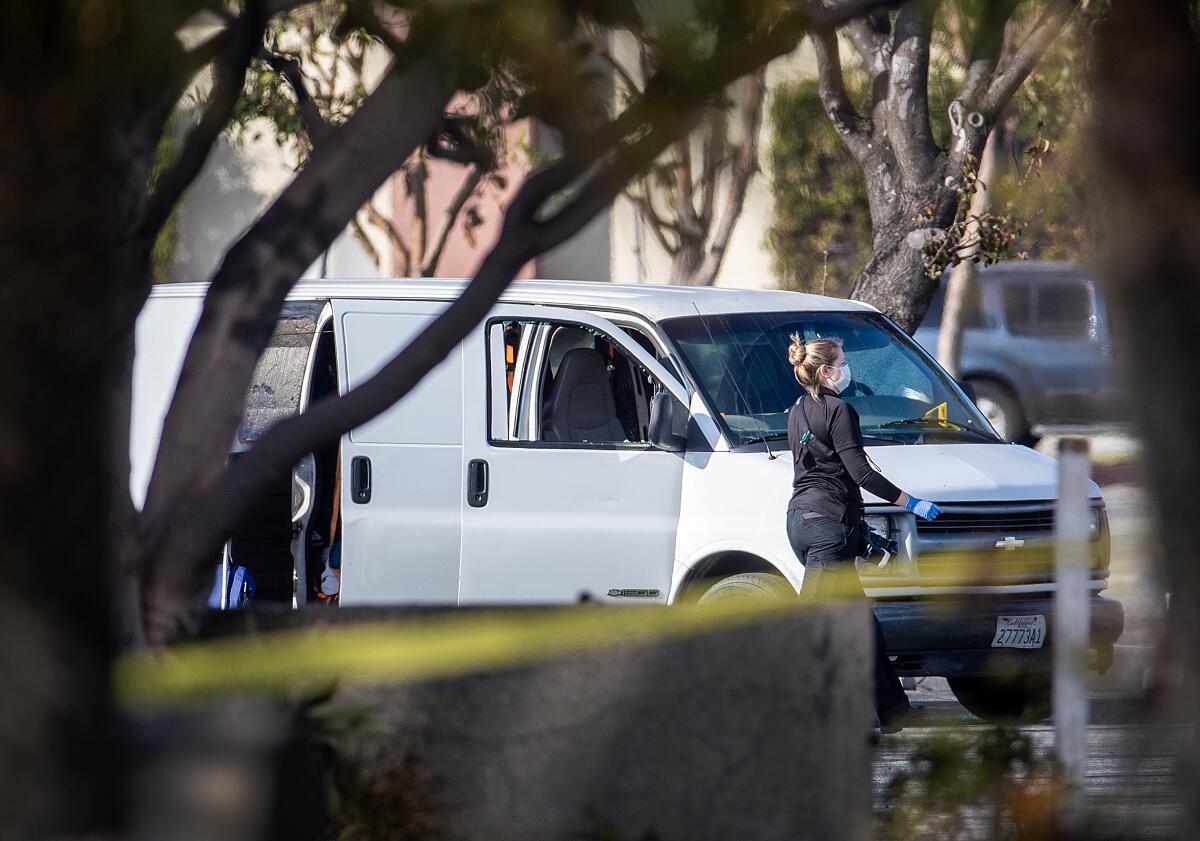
[787,387,902,522]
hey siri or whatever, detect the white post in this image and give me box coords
[1054,437,1090,831]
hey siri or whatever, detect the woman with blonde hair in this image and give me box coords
[786,334,942,734]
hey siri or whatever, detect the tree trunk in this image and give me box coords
[669,237,705,284]
[0,73,121,835]
[1093,4,1200,838]
[849,188,946,334]
[938,124,1004,375]
[106,325,147,649]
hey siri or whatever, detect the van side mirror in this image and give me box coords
[957,379,978,404]
[648,391,688,452]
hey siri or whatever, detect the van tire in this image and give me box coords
[948,673,1052,723]
[697,572,795,605]
[969,379,1031,445]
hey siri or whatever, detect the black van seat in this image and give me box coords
[542,348,626,443]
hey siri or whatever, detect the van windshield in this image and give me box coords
[662,311,1001,446]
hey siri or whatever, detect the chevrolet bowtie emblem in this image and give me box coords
[995,536,1025,551]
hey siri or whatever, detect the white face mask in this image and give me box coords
[828,362,852,392]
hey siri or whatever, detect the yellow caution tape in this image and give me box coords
[116,599,804,710]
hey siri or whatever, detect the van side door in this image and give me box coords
[332,299,463,605]
[459,305,690,604]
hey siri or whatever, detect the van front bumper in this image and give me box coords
[873,594,1124,678]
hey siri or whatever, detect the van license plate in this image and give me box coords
[991,615,1046,649]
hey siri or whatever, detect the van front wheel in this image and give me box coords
[697,573,795,606]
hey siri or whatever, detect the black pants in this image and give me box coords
[786,508,911,725]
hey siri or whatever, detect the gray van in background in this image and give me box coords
[915,261,1122,443]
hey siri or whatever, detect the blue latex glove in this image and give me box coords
[905,496,942,521]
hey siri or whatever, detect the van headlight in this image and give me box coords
[1088,506,1107,541]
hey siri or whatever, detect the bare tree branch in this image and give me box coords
[812,29,871,157]
[421,168,484,275]
[407,151,429,268]
[349,215,383,267]
[980,0,1077,118]
[626,188,681,254]
[691,67,766,286]
[673,139,701,234]
[136,4,265,248]
[697,109,727,228]
[364,200,412,274]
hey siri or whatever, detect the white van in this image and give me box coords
[134,279,1123,719]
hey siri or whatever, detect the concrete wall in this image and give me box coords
[332,604,872,841]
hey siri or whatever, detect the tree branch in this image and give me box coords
[407,151,429,267]
[626,187,681,254]
[812,28,871,157]
[578,19,642,96]
[953,0,1019,108]
[885,3,937,183]
[845,17,890,80]
[673,139,701,234]
[349,215,383,268]
[980,0,1078,118]
[256,45,332,144]
[426,115,496,168]
[692,67,766,287]
[421,167,484,276]
[364,200,412,274]
[697,107,727,228]
[136,5,265,248]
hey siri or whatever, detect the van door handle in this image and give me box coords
[350,456,372,504]
[467,459,489,507]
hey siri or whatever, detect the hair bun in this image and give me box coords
[787,333,807,367]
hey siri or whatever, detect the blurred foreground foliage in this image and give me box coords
[879,726,1061,841]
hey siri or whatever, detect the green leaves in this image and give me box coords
[766,77,872,296]
[920,154,1027,278]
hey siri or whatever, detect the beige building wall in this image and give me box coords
[170,132,385,284]
[607,39,819,290]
